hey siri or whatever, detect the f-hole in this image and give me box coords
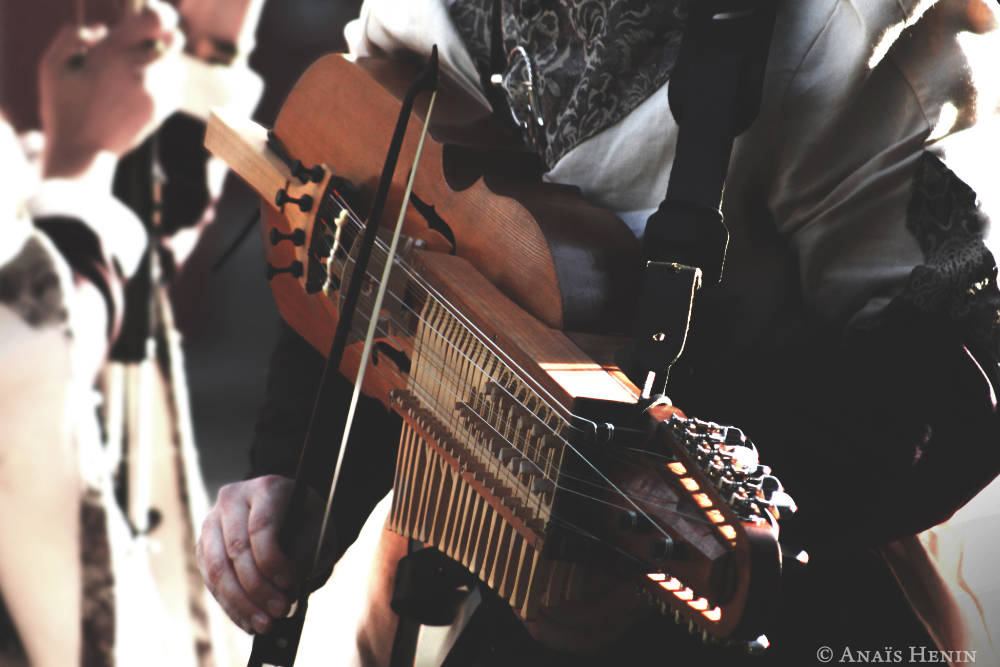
[372,341,412,375]
[410,193,457,254]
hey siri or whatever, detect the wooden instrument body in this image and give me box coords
[264,55,640,342]
[205,54,786,644]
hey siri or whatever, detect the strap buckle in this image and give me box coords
[631,261,703,397]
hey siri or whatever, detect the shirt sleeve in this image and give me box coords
[764,0,1000,334]
[712,0,1000,546]
[344,0,488,106]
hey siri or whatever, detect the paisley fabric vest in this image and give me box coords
[450,0,688,167]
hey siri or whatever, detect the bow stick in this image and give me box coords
[247,46,439,667]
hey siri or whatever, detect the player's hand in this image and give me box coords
[196,475,327,634]
[38,1,184,180]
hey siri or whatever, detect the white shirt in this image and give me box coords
[345,0,1000,340]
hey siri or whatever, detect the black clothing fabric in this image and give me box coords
[439,550,931,666]
[667,152,1000,551]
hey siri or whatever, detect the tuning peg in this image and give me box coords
[650,535,676,560]
[780,543,809,566]
[745,635,770,654]
[724,426,747,445]
[729,486,753,514]
[768,489,797,517]
[716,472,736,494]
[275,188,314,213]
[266,130,325,184]
[269,228,306,246]
[291,160,325,184]
[722,441,759,471]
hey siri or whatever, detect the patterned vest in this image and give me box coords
[450,0,688,167]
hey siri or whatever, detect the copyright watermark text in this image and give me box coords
[815,646,977,664]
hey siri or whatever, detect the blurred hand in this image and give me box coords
[197,475,327,635]
[39,1,184,180]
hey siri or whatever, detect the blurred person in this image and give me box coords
[0,8,181,666]
[0,1,263,665]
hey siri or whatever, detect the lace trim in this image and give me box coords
[854,152,1000,376]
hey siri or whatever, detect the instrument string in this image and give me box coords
[291,274,722,532]
[317,257,636,465]
[543,515,672,572]
[312,89,441,574]
[314,195,729,523]
[298,189,725,537]
[344,314,716,528]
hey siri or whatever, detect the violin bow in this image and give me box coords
[247,46,440,667]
